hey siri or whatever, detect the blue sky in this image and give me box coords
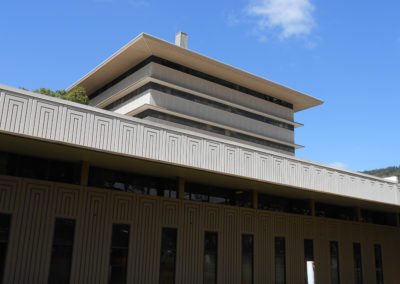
[1,0,399,171]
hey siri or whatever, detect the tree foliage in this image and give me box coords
[33,86,88,105]
[362,166,400,178]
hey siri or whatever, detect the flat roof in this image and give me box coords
[68,33,323,112]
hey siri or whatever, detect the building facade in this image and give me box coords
[0,33,399,284]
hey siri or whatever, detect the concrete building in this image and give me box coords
[0,32,399,284]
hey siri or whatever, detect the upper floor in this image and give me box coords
[68,33,323,155]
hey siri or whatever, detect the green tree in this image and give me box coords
[61,87,88,104]
[33,86,88,105]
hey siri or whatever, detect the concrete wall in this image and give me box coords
[1,175,399,284]
[90,62,294,122]
[112,90,295,144]
[149,63,294,121]
[0,86,398,206]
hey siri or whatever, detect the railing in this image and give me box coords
[0,85,399,205]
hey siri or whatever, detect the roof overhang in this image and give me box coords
[68,33,323,112]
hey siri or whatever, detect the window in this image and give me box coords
[136,110,295,153]
[361,210,396,227]
[258,194,310,215]
[48,218,76,284]
[204,232,218,284]
[92,56,294,109]
[0,214,11,283]
[0,152,80,184]
[275,237,286,284]
[185,183,252,208]
[242,234,254,284]
[304,239,315,284]
[374,244,384,284]
[353,243,363,284]
[88,167,177,198]
[315,203,357,221]
[109,224,130,284]
[159,228,177,284]
[329,241,340,284]
[106,82,294,131]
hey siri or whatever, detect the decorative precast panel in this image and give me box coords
[164,132,182,164]
[111,193,134,222]
[117,121,138,155]
[161,199,180,226]
[0,176,399,284]
[6,181,53,284]
[0,87,399,206]
[63,108,87,145]
[31,101,61,140]
[0,176,19,212]
[204,141,221,171]
[142,126,161,160]
[54,184,81,218]
[186,136,202,167]
[0,93,29,134]
[224,145,238,175]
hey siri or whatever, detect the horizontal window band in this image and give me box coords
[91,56,293,109]
[104,81,294,131]
[134,109,295,154]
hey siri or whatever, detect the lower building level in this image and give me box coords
[0,171,399,284]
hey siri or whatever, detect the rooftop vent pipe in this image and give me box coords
[175,32,188,49]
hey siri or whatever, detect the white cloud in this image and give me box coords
[247,0,315,39]
[329,162,347,170]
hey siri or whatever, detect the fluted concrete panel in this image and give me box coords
[0,86,399,207]
[1,176,399,283]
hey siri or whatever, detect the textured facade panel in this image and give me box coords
[54,184,81,218]
[0,176,399,284]
[0,176,19,212]
[0,88,399,206]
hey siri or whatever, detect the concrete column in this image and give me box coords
[309,199,316,216]
[80,161,90,186]
[178,177,185,199]
[356,207,362,222]
[252,190,258,209]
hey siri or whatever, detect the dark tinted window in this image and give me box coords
[361,210,396,227]
[259,194,310,215]
[89,167,177,198]
[374,244,384,284]
[204,232,218,284]
[159,228,177,284]
[330,241,340,284]
[0,152,80,184]
[92,56,293,109]
[106,82,294,131]
[48,218,75,284]
[136,110,295,154]
[0,214,11,283]
[316,203,357,221]
[275,237,286,284]
[353,243,363,284]
[242,235,254,284]
[304,239,314,284]
[109,224,130,284]
[185,183,252,207]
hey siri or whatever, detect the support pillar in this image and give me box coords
[309,199,315,216]
[178,177,185,199]
[80,161,90,186]
[356,207,362,222]
[252,190,258,209]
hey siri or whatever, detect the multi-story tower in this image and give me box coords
[73,32,321,156]
[0,33,399,284]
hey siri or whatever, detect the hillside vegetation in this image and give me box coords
[362,166,400,178]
